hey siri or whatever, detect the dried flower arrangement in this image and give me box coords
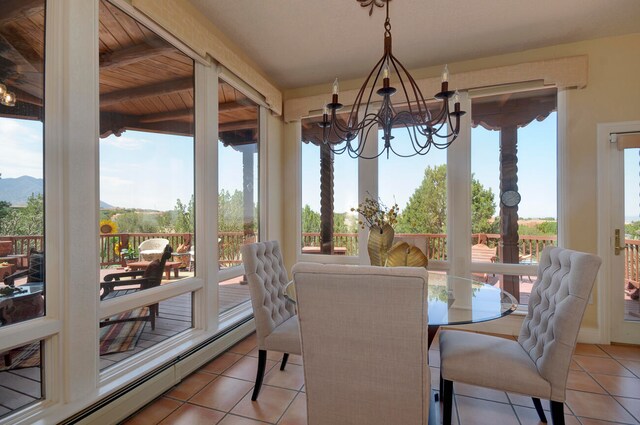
[352,197,399,230]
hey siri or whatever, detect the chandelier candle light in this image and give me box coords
[0,82,16,107]
[320,0,465,159]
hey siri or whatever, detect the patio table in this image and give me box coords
[126,260,181,280]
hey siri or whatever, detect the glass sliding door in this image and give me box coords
[0,0,47,417]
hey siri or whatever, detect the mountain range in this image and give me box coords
[0,176,113,208]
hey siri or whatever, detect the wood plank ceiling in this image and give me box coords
[0,0,258,144]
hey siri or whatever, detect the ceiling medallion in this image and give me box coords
[320,0,465,159]
[357,0,388,16]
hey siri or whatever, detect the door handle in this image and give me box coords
[614,229,625,255]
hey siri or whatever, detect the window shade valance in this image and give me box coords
[284,55,588,122]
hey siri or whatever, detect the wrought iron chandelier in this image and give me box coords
[320,0,465,159]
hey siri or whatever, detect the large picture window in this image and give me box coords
[470,88,558,303]
[0,0,46,417]
[97,0,195,368]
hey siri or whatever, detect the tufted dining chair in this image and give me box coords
[292,262,430,425]
[439,246,601,425]
[241,240,301,401]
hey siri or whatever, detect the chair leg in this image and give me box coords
[251,349,267,401]
[550,401,564,425]
[280,353,289,371]
[149,304,157,330]
[532,397,547,423]
[442,379,453,425]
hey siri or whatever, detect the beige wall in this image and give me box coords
[281,33,640,331]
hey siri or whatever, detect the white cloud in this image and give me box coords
[0,118,43,178]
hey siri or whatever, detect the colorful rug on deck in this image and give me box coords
[0,308,148,370]
[99,307,149,355]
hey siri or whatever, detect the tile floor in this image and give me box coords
[123,332,640,425]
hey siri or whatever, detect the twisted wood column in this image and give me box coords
[499,124,520,300]
[320,143,334,254]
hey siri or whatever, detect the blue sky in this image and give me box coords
[2,112,638,221]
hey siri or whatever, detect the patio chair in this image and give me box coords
[241,240,301,401]
[3,248,44,288]
[138,238,169,261]
[291,263,430,425]
[439,246,601,425]
[99,245,172,330]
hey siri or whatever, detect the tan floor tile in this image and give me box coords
[124,397,183,425]
[573,355,636,377]
[190,376,253,412]
[566,370,607,394]
[286,354,303,366]
[570,359,584,371]
[218,414,268,425]
[222,356,278,382]
[231,385,297,423]
[166,372,218,401]
[576,344,610,358]
[229,334,257,355]
[263,363,305,391]
[565,389,637,423]
[277,393,306,425]
[455,395,519,425]
[619,360,640,378]
[513,405,579,425]
[454,382,510,403]
[159,403,226,425]
[599,345,640,362]
[616,396,640,422]
[578,417,638,425]
[592,374,640,398]
[506,393,549,411]
[201,352,244,374]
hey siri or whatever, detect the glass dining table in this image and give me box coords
[285,271,518,348]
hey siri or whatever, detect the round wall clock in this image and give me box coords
[501,190,521,207]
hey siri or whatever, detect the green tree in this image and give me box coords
[0,194,44,235]
[396,165,448,233]
[625,221,640,239]
[113,211,160,233]
[471,179,497,234]
[218,189,244,232]
[173,195,194,233]
[396,164,496,234]
[301,204,320,233]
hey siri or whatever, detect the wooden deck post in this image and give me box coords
[499,124,520,300]
[320,143,334,254]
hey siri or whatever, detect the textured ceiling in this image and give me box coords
[190,0,640,89]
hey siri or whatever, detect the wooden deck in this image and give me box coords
[0,282,250,418]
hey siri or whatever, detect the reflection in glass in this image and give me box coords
[0,0,46,330]
[218,81,259,268]
[100,292,193,370]
[0,340,44,418]
[98,0,195,299]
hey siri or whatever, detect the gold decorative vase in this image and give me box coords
[367,224,395,266]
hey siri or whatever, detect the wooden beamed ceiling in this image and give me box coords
[0,0,258,144]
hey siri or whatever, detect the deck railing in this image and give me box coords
[1,232,639,284]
